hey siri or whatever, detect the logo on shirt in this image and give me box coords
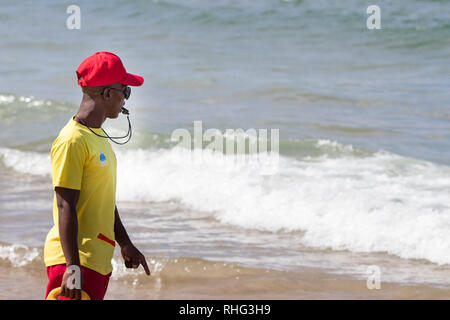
[99,151,109,167]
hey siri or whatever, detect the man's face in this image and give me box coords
[103,83,127,119]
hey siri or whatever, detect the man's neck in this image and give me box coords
[74,97,106,129]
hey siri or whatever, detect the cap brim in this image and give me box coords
[120,72,144,86]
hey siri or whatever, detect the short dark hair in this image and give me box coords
[81,85,107,97]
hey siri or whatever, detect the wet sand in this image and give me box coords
[1,263,448,300]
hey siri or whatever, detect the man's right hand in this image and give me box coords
[60,265,83,300]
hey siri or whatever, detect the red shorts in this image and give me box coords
[45,264,112,300]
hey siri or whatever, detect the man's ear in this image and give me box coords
[102,88,111,100]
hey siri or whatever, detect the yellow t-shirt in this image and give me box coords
[44,115,117,275]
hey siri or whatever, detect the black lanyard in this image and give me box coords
[77,115,132,145]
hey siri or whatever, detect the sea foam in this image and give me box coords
[1,143,449,265]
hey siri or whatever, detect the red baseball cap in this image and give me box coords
[76,51,144,87]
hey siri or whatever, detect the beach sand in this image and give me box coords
[1,262,448,300]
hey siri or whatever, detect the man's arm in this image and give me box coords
[55,186,83,300]
[114,205,150,275]
[114,205,132,248]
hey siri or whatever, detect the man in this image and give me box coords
[44,52,150,300]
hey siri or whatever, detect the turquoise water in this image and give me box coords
[0,0,448,164]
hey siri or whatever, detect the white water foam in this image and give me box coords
[0,94,15,104]
[115,146,450,265]
[0,94,53,108]
[0,244,41,267]
[1,143,449,265]
[0,148,51,176]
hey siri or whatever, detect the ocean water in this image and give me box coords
[0,0,449,298]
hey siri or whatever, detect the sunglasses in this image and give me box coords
[103,86,131,100]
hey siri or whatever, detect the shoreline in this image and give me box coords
[1,263,448,300]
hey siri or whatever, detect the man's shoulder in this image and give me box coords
[51,121,89,151]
